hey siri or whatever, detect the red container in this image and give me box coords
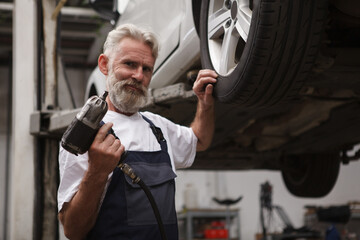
[204,229,228,239]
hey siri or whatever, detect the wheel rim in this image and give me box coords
[207,0,252,75]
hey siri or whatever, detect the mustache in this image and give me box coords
[117,79,147,95]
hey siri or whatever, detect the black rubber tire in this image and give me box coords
[199,0,327,106]
[281,153,340,198]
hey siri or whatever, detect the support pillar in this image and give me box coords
[8,0,37,239]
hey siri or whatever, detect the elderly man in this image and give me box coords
[58,23,217,240]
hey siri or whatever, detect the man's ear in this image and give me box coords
[98,54,109,75]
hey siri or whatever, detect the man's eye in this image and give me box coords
[143,67,152,73]
[126,62,135,67]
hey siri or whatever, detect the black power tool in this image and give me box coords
[61,91,109,155]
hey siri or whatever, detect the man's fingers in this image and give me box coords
[205,83,214,95]
[97,125,123,153]
[93,122,113,143]
[193,70,217,94]
[116,144,125,156]
[197,69,218,79]
[103,133,117,146]
[107,137,121,149]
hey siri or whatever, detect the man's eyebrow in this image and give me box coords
[120,57,134,62]
[144,63,154,68]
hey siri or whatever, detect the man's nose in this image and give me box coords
[132,66,144,82]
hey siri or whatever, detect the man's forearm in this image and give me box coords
[191,101,215,151]
[59,122,124,239]
[59,170,108,239]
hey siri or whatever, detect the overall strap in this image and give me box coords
[140,114,168,152]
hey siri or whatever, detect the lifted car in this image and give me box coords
[86,0,360,198]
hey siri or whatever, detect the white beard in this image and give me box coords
[106,70,148,114]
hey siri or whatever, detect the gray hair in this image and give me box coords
[103,23,159,60]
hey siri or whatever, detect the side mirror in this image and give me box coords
[89,0,120,23]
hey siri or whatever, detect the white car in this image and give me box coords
[86,0,360,198]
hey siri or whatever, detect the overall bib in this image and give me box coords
[87,115,178,240]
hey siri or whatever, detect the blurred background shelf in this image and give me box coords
[178,209,241,240]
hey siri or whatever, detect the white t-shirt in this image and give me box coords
[57,111,197,212]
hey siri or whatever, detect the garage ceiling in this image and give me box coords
[0,0,110,69]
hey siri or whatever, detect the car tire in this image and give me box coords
[281,153,340,198]
[199,0,327,106]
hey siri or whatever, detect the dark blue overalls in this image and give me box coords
[87,115,178,240]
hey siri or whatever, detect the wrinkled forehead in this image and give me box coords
[109,38,155,69]
[112,38,155,62]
